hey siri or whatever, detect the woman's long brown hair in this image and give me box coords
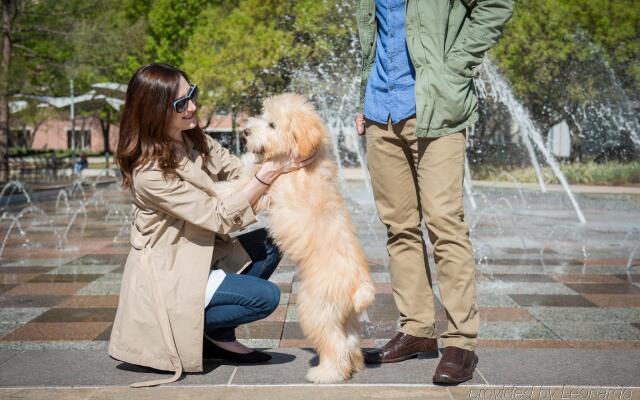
[117,63,211,189]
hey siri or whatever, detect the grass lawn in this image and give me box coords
[471,161,640,186]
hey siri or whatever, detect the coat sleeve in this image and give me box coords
[207,136,243,181]
[134,169,256,235]
[447,0,514,77]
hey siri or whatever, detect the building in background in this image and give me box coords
[26,117,118,153]
[13,112,244,155]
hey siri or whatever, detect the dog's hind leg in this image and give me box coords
[300,302,353,383]
[345,310,364,374]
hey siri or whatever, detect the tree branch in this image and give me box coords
[14,27,74,38]
[21,3,101,19]
[11,43,37,56]
[11,42,61,63]
[10,0,19,24]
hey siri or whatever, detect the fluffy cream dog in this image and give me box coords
[237,93,376,383]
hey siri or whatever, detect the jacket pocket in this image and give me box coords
[429,63,477,129]
[445,56,474,78]
[446,29,488,78]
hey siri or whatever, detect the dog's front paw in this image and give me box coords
[254,193,271,212]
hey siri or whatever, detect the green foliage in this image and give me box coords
[7,0,148,141]
[10,0,146,95]
[492,0,640,127]
[183,0,354,114]
[10,0,92,96]
[144,0,210,66]
[183,0,294,113]
[473,162,640,186]
[571,0,640,91]
[7,0,356,150]
[122,0,153,21]
[72,6,148,87]
[6,0,638,161]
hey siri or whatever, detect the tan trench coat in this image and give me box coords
[108,135,257,387]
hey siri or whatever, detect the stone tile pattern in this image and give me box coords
[0,187,639,350]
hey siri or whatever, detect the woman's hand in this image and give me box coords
[276,152,318,174]
[257,152,318,184]
[241,151,317,208]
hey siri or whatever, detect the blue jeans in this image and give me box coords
[204,228,282,342]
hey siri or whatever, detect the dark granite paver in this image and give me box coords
[509,294,598,307]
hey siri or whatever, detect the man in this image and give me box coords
[355,0,513,384]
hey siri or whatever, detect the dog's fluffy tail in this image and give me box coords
[353,279,375,314]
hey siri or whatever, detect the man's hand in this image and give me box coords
[355,113,366,136]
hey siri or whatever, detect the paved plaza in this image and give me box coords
[0,174,638,398]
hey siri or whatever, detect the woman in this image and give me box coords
[108,63,313,387]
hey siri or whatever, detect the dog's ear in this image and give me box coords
[287,109,327,158]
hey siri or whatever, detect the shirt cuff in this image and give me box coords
[223,191,257,228]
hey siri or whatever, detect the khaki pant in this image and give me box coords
[365,116,479,351]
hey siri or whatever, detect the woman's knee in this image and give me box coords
[256,280,280,316]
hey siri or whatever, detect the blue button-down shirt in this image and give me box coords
[364,0,416,125]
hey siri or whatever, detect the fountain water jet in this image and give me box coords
[0,205,62,258]
[476,60,586,223]
[0,181,33,209]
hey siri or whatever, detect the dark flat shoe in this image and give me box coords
[203,338,271,364]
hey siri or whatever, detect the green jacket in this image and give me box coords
[356,0,513,137]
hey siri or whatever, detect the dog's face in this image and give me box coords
[244,93,327,160]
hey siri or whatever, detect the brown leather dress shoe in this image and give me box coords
[432,346,478,384]
[363,332,438,364]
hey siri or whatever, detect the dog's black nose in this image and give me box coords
[242,128,251,136]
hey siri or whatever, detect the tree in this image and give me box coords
[0,0,16,181]
[183,0,356,114]
[144,0,210,66]
[70,5,146,154]
[1,0,105,181]
[490,0,640,159]
[183,1,293,115]
[0,0,146,180]
[492,0,640,127]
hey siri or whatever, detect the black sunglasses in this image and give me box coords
[172,84,198,113]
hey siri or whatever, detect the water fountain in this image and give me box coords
[0,204,61,257]
[623,228,640,270]
[1,12,637,279]
[0,5,638,362]
[476,60,587,224]
[0,181,32,209]
[539,224,589,273]
[0,174,131,260]
[282,20,640,278]
[566,41,640,155]
[55,189,70,211]
[463,152,478,210]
